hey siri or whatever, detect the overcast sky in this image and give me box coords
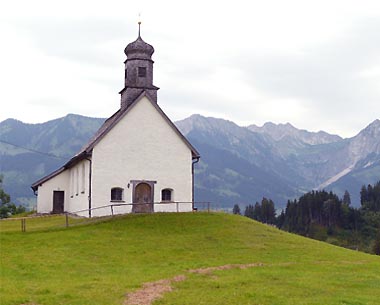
[1,0,380,138]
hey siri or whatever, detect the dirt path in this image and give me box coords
[124,275,186,305]
[124,263,264,305]
[188,262,264,275]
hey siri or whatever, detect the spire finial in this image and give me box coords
[138,13,142,37]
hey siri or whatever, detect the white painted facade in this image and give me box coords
[90,96,193,216]
[34,96,196,217]
[36,160,90,216]
[36,169,70,214]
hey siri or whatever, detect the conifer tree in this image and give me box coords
[343,190,351,206]
[0,176,25,218]
[244,204,254,219]
[261,197,276,224]
[253,202,262,221]
[232,204,241,215]
[373,229,380,255]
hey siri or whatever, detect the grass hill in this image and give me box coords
[1,213,379,305]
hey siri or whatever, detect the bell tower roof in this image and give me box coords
[124,22,154,59]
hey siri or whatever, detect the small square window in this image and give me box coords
[138,67,146,77]
[161,189,172,201]
[111,187,124,201]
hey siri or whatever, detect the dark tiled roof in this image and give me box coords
[124,35,154,58]
[75,109,123,156]
[31,167,66,191]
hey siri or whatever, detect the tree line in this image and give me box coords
[233,181,380,255]
[0,176,26,218]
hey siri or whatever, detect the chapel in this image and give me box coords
[31,24,200,217]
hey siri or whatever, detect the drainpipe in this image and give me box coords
[85,157,92,218]
[192,157,200,210]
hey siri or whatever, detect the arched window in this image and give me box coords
[161,189,173,201]
[111,187,124,201]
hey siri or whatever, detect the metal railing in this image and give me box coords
[0,201,214,233]
[71,201,213,216]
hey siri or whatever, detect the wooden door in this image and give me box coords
[53,191,64,214]
[132,183,153,213]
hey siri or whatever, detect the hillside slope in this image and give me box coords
[1,213,379,305]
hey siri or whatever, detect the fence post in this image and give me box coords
[111,205,114,216]
[176,202,179,213]
[21,218,26,232]
[65,213,69,228]
[207,202,210,213]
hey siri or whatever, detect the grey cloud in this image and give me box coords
[13,17,133,66]
[156,17,380,136]
[232,18,380,114]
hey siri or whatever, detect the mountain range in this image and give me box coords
[177,115,380,207]
[0,115,105,208]
[0,114,379,209]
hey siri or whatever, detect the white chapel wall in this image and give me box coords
[90,96,193,217]
[36,160,90,215]
[36,170,70,213]
[66,160,90,216]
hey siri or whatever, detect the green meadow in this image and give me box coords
[1,213,379,305]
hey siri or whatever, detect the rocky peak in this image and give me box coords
[358,119,380,137]
[348,119,380,163]
[175,114,242,136]
[247,122,342,145]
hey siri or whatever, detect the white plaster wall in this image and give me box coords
[66,160,90,216]
[154,202,193,212]
[36,170,70,213]
[91,96,193,217]
[36,160,91,216]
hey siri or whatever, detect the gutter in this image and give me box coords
[192,157,200,210]
[85,156,92,218]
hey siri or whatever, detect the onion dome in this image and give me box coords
[124,31,154,59]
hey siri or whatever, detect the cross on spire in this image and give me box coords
[138,13,142,37]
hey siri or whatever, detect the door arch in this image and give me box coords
[132,182,153,213]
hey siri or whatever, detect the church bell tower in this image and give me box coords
[120,22,159,109]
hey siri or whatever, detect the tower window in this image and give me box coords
[111,187,124,201]
[138,67,146,77]
[161,189,173,201]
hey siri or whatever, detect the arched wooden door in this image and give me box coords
[132,182,153,213]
